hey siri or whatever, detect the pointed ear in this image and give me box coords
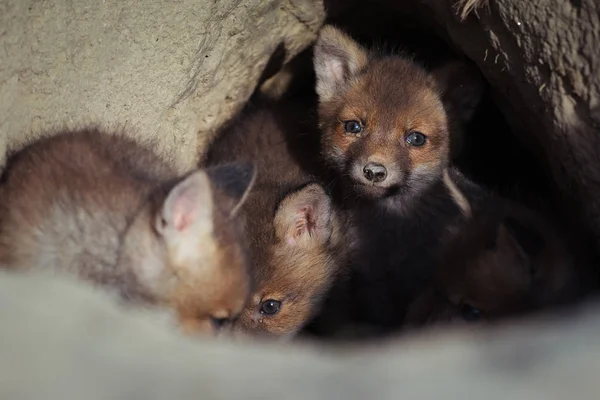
[404,286,437,326]
[274,183,333,248]
[443,222,462,243]
[205,162,256,217]
[432,60,485,123]
[493,221,539,286]
[502,216,546,258]
[156,169,214,244]
[495,223,518,253]
[313,25,369,102]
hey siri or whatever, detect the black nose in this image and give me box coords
[210,316,230,331]
[363,162,387,183]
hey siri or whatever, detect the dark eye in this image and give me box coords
[260,299,282,315]
[343,120,362,135]
[406,131,427,146]
[460,303,482,322]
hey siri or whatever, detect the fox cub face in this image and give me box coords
[313,25,482,200]
[125,162,257,336]
[405,204,586,327]
[233,184,344,339]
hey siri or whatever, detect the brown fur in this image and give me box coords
[307,25,486,333]
[317,51,449,200]
[0,128,255,335]
[405,198,596,327]
[205,102,349,338]
[233,183,346,338]
[314,25,482,203]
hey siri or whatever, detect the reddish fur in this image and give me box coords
[315,26,483,203]
[0,128,252,336]
[205,101,350,338]
[405,199,596,327]
[232,183,345,338]
[303,26,489,335]
[318,57,450,197]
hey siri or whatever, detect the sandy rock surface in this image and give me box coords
[0,0,324,171]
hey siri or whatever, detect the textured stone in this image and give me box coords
[416,0,600,246]
[0,0,324,171]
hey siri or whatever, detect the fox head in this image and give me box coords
[233,183,345,339]
[121,162,256,336]
[313,25,483,201]
[405,203,585,327]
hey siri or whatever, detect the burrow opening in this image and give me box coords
[255,0,559,213]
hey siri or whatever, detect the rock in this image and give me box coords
[0,0,325,171]
[415,0,600,247]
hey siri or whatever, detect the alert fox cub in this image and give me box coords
[311,25,485,333]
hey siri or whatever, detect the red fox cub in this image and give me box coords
[0,128,255,335]
[314,25,481,205]
[205,102,348,339]
[310,25,485,332]
[405,198,595,326]
[232,183,345,339]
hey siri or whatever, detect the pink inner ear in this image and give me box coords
[293,205,315,239]
[172,195,197,232]
[327,58,345,83]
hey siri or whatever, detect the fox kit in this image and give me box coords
[234,182,345,339]
[0,128,255,335]
[314,25,483,205]
[205,102,347,338]
[311,25,486,333]
[405,198,595,327]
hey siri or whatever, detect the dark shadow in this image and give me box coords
[207,0,600,340]
[254,42,288,89]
